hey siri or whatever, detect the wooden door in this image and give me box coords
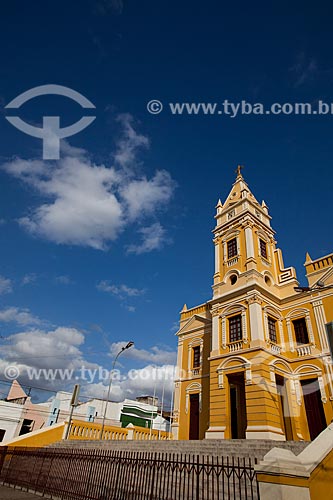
[229,373,247,439]
[276,375,293,440]
[301,379,326,440]
[189,393,200,440]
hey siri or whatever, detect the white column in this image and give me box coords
[187,345,191,373]
[263,312,269,342]
[324,356,333,399]
[278,320,285,351]
[245,226,255,259]
[214,241,220,275]
[318,376,327,403]
[313,300,329,352]
[176,342,183,376]
[286,319,295,352]
[242,310,248,343]
[305,313,315,345]
[249,298,265,342]
[212,315,219,353]
[171,382,180,439]
[221,316,227,348]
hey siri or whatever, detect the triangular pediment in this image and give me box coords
[7,380,27,401]
[176,314,211,336]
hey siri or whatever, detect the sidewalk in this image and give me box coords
[0,485,43,499]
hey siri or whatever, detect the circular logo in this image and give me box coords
[147,100,163,114]
[4,365,20,380]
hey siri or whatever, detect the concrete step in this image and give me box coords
[48,439,309,460]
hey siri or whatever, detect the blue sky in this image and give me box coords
[0,1,332,407]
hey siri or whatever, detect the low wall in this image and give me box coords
[255,423,333,499]
[1,419,172,448]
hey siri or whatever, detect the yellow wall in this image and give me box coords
[3,420,173,448]
[4,422,65,448]
[308,448,333,499]
[174,173,333,442]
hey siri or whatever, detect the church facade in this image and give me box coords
[172,169,333,441]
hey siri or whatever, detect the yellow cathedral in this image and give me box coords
[172,168,333,442]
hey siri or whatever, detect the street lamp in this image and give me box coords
[294,282,333,359]
[294,281,333,293]
[100,341,134,439]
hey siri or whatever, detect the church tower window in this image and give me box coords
[227,238,237,259]
[259,239,268,259]
[229,314,242,342]
[192,346,201,368]
[293,318,309,345]
[267,316,277,343]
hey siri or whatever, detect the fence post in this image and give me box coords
[62,420,70,440]
[0,446,7,476]
[196,454,200,500]
[126,423,134,440]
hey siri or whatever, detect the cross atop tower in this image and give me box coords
[235,165,244,177]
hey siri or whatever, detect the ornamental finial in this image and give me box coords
[236,165,244,177]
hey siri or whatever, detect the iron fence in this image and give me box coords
[0,446,260,500]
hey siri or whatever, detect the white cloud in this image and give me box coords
[7,156,123,250]
[110,341,177,365]
[55,275,74,285]
[121,171,175,221]
[97,281,144,298]
[114,113,149,171]
[81,364,176,406]
[21,273,37,285]
[290,53,318,87]
[0,326,176,404]
[2,116,175,252]
[95,0,124,16]
[126,305,136,313]
[0,276,12,295]
[123,364,176,403]
[0,307,42,326]
[127,222,169,254]
[0,326,88,371]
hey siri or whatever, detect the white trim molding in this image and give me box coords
[185,382,202,414]
[217,356,252,389]
[312,300,329,353]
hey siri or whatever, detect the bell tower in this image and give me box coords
[212,167,298,300]
[173,165,333,443]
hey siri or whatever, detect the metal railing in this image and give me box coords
[0,446,260,499]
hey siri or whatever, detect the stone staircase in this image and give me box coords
[49,438,309,461]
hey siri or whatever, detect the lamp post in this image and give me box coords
[294,281,333,363]
[100,341,134,439]
[294,281,333,293]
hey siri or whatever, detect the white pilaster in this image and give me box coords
[248,297,265,342]
[313,300,329,352]
[305,312,315,346]
[286,319,295,352]
[212,314,219,353]
[318,375,327,403]
[278,320,285,351]
[214,241,220,275]
[176,342,183,375]
[245,226,255,259]
[221,316,227,348]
